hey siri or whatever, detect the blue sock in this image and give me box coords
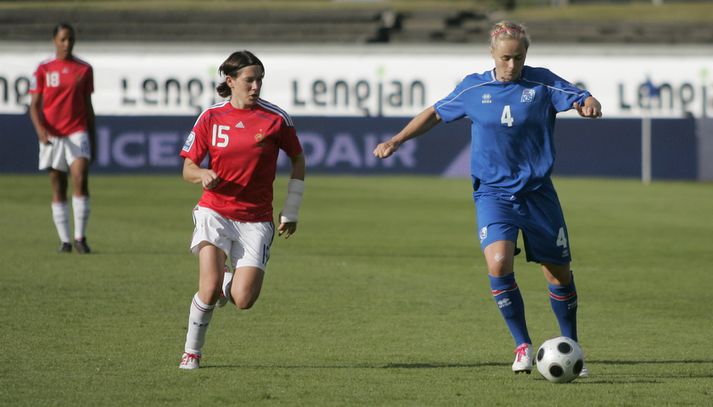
[548,274,578,342]
[489,273,531,347]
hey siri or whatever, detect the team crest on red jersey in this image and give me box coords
[255,130,265,145]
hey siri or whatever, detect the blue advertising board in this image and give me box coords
[0,114,698,179]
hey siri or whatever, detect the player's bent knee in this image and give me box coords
[486,260,513,277]
[234,295,259,310]
[542,263,572,285]
[232,288,261,310]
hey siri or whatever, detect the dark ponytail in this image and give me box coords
[216,50,264,98]
[53,22,75,38]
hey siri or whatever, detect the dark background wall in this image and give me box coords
[1,114,699,180]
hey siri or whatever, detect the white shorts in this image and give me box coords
[38,131,91,171]
[190,206,275,271]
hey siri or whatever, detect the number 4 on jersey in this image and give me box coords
[501,105,514,127]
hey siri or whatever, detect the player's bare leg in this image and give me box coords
[484,240,533,373]
[69,158,91,253]
[48,169,72,252]
[197,243,225,305]
[484,240,516,277]
[541,262,571,286]
[230,266,264,310]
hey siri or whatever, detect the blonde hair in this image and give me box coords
[490,21,530,50]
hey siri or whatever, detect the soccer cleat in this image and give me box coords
[216,265,234,308]
[512,343,533,374]
[579,365,589,378]
[179,352,201,370]
[73,238,91,254]
[58,242,72,253]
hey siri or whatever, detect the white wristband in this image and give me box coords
[280,179,304,224]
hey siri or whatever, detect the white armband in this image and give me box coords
[279,179,304,223]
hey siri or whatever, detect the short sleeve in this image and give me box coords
[434,80,468,123]
[180,112,210,164]
[278,123,303,158]
[546,70,591,113]
[29,65,44,95]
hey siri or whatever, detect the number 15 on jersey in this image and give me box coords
[212,124,230,147]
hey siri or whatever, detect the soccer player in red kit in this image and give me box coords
[29,23,95,254]
[178,51,306,369]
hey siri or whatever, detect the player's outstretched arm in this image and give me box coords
[373,106,442,159]
[573,96,602,118]
[182,158,220,189]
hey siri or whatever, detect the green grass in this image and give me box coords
[1,175,712,406]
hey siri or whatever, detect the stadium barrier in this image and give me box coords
[1,114,707,180]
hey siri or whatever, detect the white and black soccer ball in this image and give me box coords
[536,336,584,383]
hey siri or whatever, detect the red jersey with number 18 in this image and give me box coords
[180,100,303,222]
[30,57,94,137]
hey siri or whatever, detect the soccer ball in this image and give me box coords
[536,336,584,383]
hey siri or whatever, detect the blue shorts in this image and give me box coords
[473,181,572,265]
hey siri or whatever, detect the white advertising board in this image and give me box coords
[1,43,711,118]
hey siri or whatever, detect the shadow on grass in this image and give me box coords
[200,361,509,370]
[201,359,713,382]
[204,359,713,369]
[591,359,713,365]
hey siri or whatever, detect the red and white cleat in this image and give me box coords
[179,352,201,370]
[512,343,533,374]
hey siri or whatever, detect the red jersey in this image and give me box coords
[180,99,303,222]
[30,57,94,137]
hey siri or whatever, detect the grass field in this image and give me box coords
[1,174,712,406]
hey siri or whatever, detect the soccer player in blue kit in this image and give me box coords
[373,21,602,376]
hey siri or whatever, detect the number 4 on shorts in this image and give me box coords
[556,227,568,248]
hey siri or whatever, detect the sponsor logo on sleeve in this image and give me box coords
[182,131,195,152]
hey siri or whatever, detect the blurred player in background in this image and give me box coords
[178,50,305,370]
[29,23,95,254]
[374,21,601,376]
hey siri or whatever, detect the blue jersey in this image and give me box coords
[434,66,591,194]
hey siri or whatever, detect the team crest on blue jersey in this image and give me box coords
[521,89,536,103]
[182,131,195,152]
[481,93,492,104]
